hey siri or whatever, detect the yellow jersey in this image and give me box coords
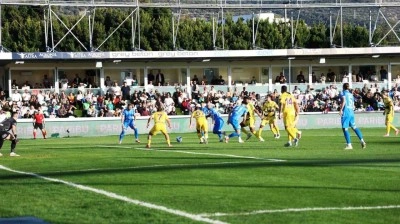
[191,109,207,123]
[280,92,296,115]
[262,101,278,118]
[384,97,394,115]
[152,111,168,124]
[247,102,256,120]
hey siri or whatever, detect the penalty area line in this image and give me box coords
[0,165,227,224]
[200,205,400,217]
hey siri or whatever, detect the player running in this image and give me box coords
[240,97,262,141]
[146,106,172,148]
[207,103,225,142]
[258,94,280,141]
[190,104,209,144]
[32,107,47,139]
[279,85,302,147]
[382,90,399,136]
[0,112,20,157]
[339,83,366,150]
[119,104,140,144]
[225,97,249,143]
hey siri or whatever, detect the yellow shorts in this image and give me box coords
[261,117,275,126]
[149,124,167,136]
[386,114,394,123]
[196,121,208,132]
[283,114,296,128]
[244,117,256,128]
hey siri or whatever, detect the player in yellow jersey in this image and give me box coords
[146,106,172,148]
[258,94,280,141]
[240,97,262,141]
[190,104,209,144]
[279,85,302,147]
[382,90,399,136]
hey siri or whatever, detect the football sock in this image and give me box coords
[119,130,125,141]
[147,139,152,145]
[270,127,276,135]
[287,128,297,141]
[229,132,240,138]
[134,127,139,139]
[197,132,202,139]
[204,132,208,139]
[353,128,363,141]
[257,129,263,138]
[241,128,249,135]
[33,132,36,138]
[275,127,280,135]
[11,140,16,152]
[342,128,351,144]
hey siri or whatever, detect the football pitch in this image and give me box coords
[0,128,399,224]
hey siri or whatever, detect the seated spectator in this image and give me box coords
[87,104,97,117]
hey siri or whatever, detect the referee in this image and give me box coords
[33,107,47,139]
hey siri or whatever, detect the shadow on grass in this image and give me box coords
[1,158,400,180]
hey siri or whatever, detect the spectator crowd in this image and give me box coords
[2,75,400,120]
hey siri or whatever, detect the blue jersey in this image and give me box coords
[123,108,135,122]
[201,107,209,116]
[230,105,248,121]
[342,90,355,118]
[208,108,223,121]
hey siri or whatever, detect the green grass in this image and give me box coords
[0,128,400,224]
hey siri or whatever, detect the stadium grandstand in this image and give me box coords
[0,0,399,136]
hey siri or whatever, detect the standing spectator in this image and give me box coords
[380,66,388,81]
[155,70,165,86]
[73,74,82,87]
[296,71,306,83]
[105,76,113,87]
[191,81,199,100]
[43,74,51,88]
[121,82,131,101]
[192,75,199,83]
[327,69,336,82]
[147,71,155,84]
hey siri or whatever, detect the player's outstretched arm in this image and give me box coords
[146,116,152,128]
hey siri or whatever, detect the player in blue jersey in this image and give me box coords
[119,104,140,144]
[339,83,366,150]
[225,97,249,143]
[207,102,225,142]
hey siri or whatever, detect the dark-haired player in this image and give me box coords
[0,112,20,157]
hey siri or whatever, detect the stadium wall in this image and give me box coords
[16,112,398,139]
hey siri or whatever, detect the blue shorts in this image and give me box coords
[123,120,136,129]
[341,115,355,129]
[213,118,224,132]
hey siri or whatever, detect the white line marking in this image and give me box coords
[0,165,227,224]
[96,145,286,162]
[42,160,270,174]
[200,205,400,217]
[135,148,286,162]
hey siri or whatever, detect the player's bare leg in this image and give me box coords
[146,134,152,148]
[162,131,172,147]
